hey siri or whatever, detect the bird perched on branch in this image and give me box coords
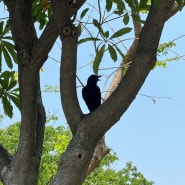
[82,75,101,112]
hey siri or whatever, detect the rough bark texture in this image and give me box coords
[0,0,180,185]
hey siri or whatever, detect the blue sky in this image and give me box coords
[1,2,185,185]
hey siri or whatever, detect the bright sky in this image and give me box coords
[1,2,185,185]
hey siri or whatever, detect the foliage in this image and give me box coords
[0,20,19,118]
[154,41,178,68]
[0,122,154,185]
[84,161,154,185]
[0,20,18,70]
[0,121,72,185]
[0,122,20,155]
[39,125,72,185]
[32,0,52,30]
[43,84,60,93]
[0,71,19,118]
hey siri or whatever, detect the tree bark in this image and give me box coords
[1,1,46,184]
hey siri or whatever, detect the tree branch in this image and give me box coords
[86,137,110,176]
[33,0,86,69]
[50,0,83,133]
[166,2,180,20]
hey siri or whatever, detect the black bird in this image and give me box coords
[82,75,101,112]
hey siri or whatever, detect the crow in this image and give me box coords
[82,75,101,112]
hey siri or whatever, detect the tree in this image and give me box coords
[0,0,184,184]
[0,122,72,185]
[0,123,154,185]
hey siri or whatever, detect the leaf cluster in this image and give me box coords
[77,0,134,74]
[154,41,178,69]
[0,19,19,118]
[32,0,52,30]
[84,161,154,185]
[39,125,72,185]
[0,21,18,71]
[0,71,19,118]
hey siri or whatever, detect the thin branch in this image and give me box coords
[139,93,172,99]
[76,75,84,87]
[169,49,185,61]
[97,0,102,24]
[173,34,185,42]
[48,56,61,63]
[0,17,9,21]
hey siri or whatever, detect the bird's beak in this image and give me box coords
[97,75,102,81]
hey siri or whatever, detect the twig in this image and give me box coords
[76,75,84,87]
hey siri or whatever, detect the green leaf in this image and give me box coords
[6,80,17,91]
[32,0,51,30]
[0,46,2,72]
[139,0,148,9]
[123,13,129,25]
[112,0,125,9]
[104,31,109,38]
[106,0,113,12]
[9,94,20,110]
[11,90,20,95]
[93,19,105,37]
[2,96,13,118]
[93,19,99,27]
[110,27,132,39]
[0,71,16,90]
[4,41,18,63]
[114,45,125,59]
[2,20,10,36]
[77,23,82,37]
[78,37,101,45]
[80,8,89,19]
[108,44,117,62]
[0,76,9,90]
[2,46,13,69]
[0,70,14,78]
[0,21,4,34]
[93,45,105,75]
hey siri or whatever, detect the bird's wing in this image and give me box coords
[94,86,101,105]
[82,85,101,112]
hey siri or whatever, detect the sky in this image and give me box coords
[1,2,185,185]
